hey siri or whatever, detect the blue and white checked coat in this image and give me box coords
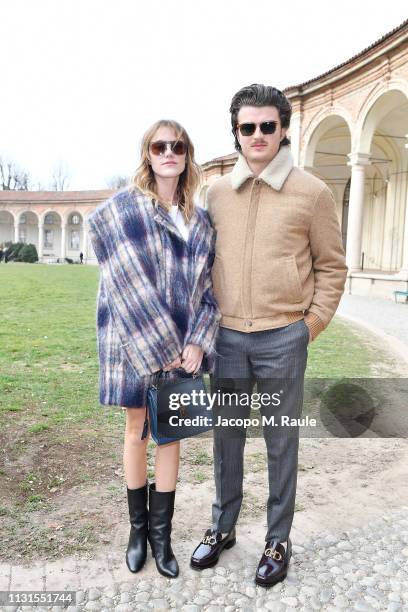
[86,187,221,407]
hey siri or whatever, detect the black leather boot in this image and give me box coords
[147,483,179,578]
[125,483,148,573]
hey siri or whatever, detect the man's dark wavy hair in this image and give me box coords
[230,84,292,153]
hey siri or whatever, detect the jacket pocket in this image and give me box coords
[211,253,241,317]
[251,255,303,317]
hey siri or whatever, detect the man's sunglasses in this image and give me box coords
[236,121,278,137]
[149,140,188,156]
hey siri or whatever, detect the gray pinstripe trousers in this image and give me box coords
[210,319,309,542]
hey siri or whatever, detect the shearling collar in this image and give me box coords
[230,145,294,191]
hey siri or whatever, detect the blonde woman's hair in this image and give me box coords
[131,119,202,223]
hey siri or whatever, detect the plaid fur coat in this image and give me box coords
[86,187,221,407]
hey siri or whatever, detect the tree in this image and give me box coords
[35,181,47,190]
[106,175,129,189]
[0,156,31,190]
[51,161,70,191]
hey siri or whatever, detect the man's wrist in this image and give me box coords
[304,312,325,342]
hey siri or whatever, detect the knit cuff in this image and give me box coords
[304,312,325,342]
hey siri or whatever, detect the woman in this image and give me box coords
[86,119,221,578]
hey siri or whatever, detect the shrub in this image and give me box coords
[18,244,38,263]
[4,242,25,262]
[3,242,38,263]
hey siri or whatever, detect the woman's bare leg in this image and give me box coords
[123,407,149,489]
[155,441,180,491]
[123,407,180,491]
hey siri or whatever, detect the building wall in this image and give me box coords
[200,23,408,297]
[0,194,113,264]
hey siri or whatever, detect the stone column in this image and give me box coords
[14,223,19,242]
[399,192,408,275]
[346,152,371,271]
[38,222,44,260]
[60,222,66,260]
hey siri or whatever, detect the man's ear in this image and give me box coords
[280,127,288,142]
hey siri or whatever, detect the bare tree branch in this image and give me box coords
[51,161,70,191]
[106,175,129,190]
[0,156,31,190]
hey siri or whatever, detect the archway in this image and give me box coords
[0,210,15,246]
[40,210,62,260]
[65,211,84,259]
[358,89,408,272]
[17,211,39,248]
[303,114,352,245]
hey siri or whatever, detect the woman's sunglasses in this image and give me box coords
[236,121,278,137]
[149,140,188,156]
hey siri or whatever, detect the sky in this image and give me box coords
[0,0,407,190]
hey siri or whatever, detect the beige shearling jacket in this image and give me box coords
[206,145,348,342]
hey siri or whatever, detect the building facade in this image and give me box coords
[1,21,407,298]
[201,20,408,298]
[0,190,113,263]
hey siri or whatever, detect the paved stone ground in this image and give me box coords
[2,293,407,612]
[337,294,408,352]
[1,507,408,611]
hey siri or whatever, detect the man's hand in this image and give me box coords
[162,355,182,372]
[181,344,204,374]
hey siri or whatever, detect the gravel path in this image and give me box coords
[337,294,408,351]
[1,293,407,612]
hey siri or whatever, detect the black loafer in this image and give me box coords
[190,527,236,570]
[255,537,292,587]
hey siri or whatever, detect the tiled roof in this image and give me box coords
[201,152,238,168]
[0,189,114,203]
[206,152,238,162]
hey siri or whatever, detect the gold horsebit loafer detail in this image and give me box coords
[202,533,218,546]
[190,528,237,570]
[264,547,284,561]
[255,537,292,588]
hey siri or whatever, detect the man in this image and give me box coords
[190,84,348,587]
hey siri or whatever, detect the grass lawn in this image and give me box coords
[0,263,393,561]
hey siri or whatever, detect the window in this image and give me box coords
[71,214,80,225]
[44,229,53,248]
[19,228,27,243]
[20,213,27,224]
[70,230,80,250]
[44,213,54,225]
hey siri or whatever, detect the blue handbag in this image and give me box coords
[141,368,214,445]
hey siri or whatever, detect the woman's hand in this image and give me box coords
[181,344,204,374]
[162,355,183,372]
